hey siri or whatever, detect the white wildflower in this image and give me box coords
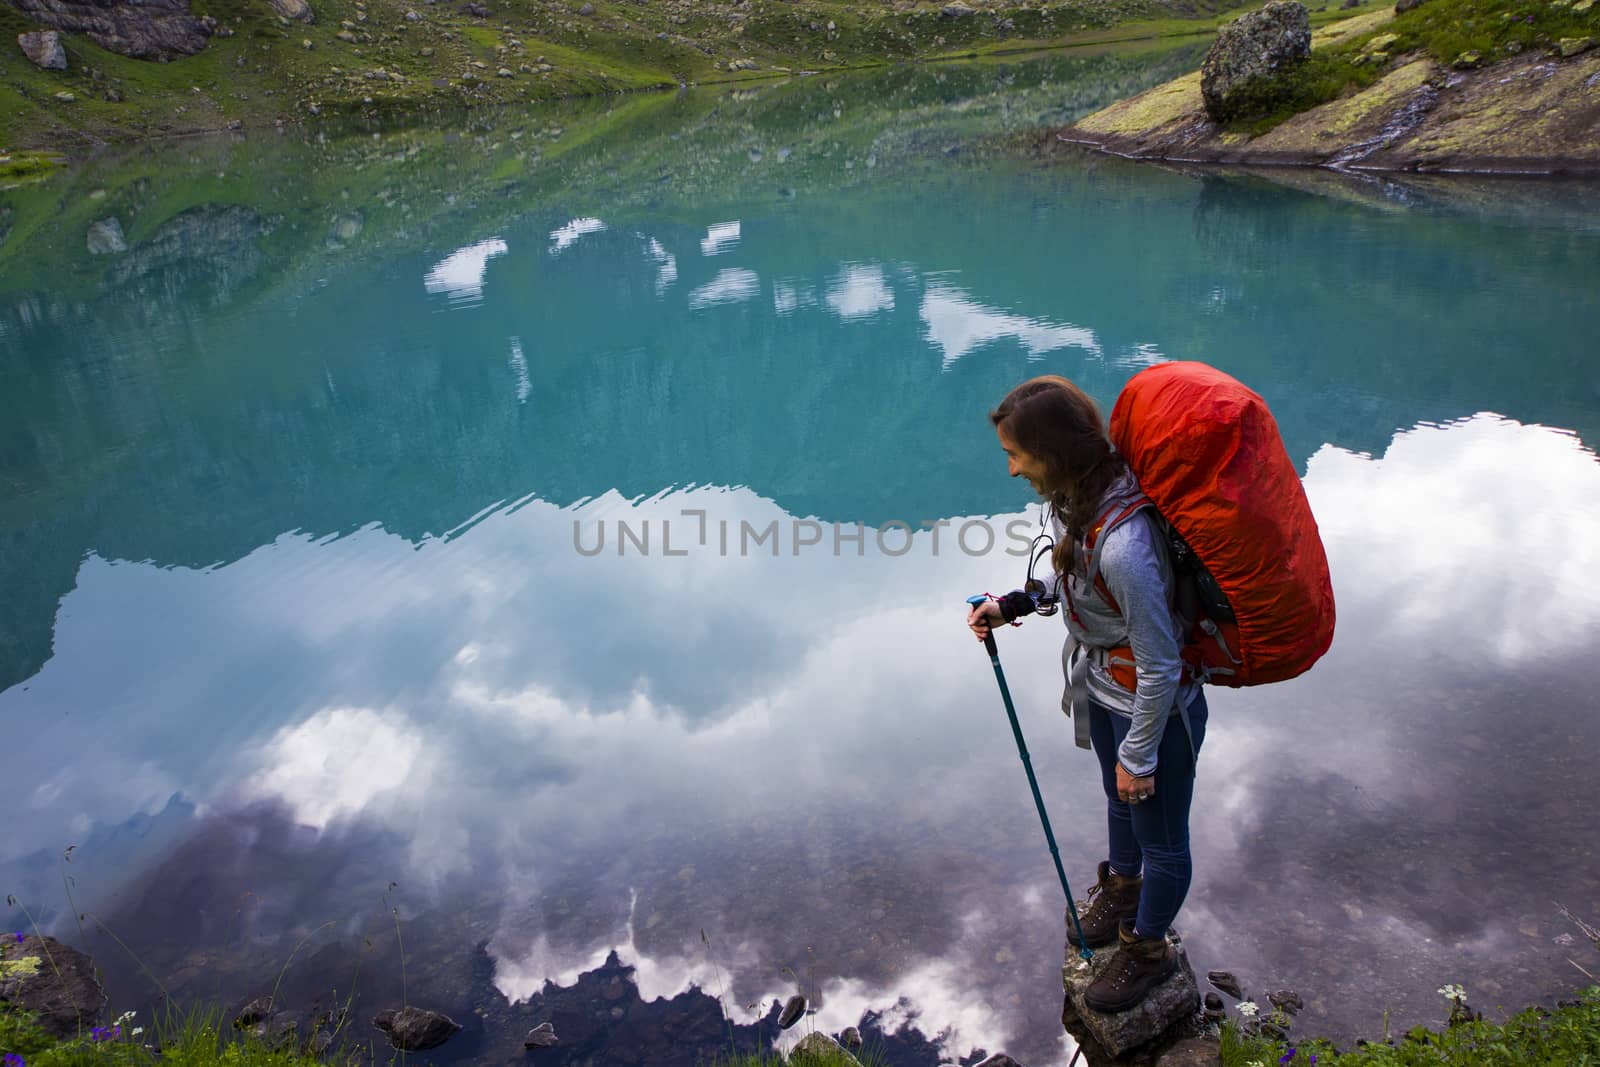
[131,1027,145,1037]
[1438,983,1467,1002]
[1237,1000,1259,1017]
[115,1010,137,1025]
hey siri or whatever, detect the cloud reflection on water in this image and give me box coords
[689,268,762,309]
[4,415,1600,1063]
[920,283,1101,370]
[423,237,509,304]
[549,216,608,255]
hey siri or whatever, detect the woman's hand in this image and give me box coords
[967,598,1004,640]
[1116,763,1156,805]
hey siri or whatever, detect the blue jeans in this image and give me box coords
[1088,690,1208,939]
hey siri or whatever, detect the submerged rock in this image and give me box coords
[0,934,106,1039]
[18,29,68,70]
[778,993,806,1029]
[1199,1,1312,120]
[372,1006,461,1051]
[233,995,274,1028]
[523,1020,558,1048]
[1268,988,1304,1015]
[1206,970,1243,999]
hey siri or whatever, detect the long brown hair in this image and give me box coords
[989,375,1126,574]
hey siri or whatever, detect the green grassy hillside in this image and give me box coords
[1,0,1243,149]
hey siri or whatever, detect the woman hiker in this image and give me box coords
[966,374,1208,1015]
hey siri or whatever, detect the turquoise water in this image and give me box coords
[4,45,1600,1065]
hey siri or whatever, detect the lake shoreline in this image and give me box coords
[1060,3,1600,175]
[1,0,1252,156]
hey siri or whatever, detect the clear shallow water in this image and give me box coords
[3,43,1600,1066]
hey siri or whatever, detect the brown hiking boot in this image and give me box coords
[1067,861,1142,948]
[1083,919,1179,1014]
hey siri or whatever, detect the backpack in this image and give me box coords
[1080,361,1335,689]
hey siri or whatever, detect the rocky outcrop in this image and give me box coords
[5,0,211,60]
[17,28,67,69]
[0,934,107,1039]
[1200,1,1312,120]
[1061,926,1200,1059]
[1063,10,1600,175]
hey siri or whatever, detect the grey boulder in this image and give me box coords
[1199,1,1312,120]
[791,1031,860,1065]
[269,0,315,22]
[18,29,68,70]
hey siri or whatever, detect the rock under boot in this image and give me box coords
[1067,861,1142,948]
[1082,919,1178,1014]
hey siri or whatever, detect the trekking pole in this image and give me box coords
[967,594,1094,961]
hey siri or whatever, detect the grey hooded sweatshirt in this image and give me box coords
[1052,471,1201,778]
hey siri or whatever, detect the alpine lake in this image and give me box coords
[4,37,1600,1067]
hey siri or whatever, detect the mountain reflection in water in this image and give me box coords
[3,42,1600,1067]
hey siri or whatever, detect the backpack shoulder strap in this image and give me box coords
[1083,494,1152,615]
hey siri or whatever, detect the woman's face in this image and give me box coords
[996,423,1050,496]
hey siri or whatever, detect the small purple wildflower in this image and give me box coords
[89,1025,121,1042]
[1280,1051,1297,1064]
[3,1052,26,1067]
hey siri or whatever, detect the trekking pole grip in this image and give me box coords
[966,594,999,657]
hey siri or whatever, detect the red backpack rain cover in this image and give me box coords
[1109,361,1335,687]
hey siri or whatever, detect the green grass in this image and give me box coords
[1215,0,1600,130]
[0,0,1251,150]
[1211,46,1388,128]
[1220,986,1600,1066]
[0,1004,373,1067]
[700,1033,893,1067]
